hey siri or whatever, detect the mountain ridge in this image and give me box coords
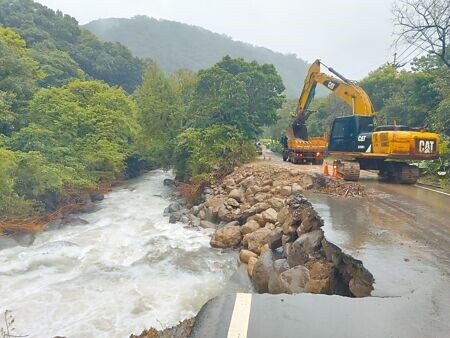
[84,15,312,98]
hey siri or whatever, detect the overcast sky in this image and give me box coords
[36,0,406,80]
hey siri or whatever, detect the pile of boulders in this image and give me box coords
[242,194,374,297]
[181,163,374,297]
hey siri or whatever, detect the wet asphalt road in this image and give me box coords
[192,157,450,337]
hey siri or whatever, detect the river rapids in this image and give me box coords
[0,171,250,337]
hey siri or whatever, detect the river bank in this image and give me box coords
[0,170,252,337]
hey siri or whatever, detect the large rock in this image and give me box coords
[191,205,202,216]
[296,208,324,235]
[349,276,374,297]
[305,260,335,294]
[241,219,260,235]
[286,230,324,268]
[244,228,272,254]
[282,213,298,235]
[204,196,223,207]
[239,249,258,263]
[261,208,278,223]
[277,206,290,224]
[218,205,241,222]
[300,175,314,189]
[228,189,244,203]
[247,257,258,277]
[269,197,285,211]
[246,185,261,195]
[90,192,104,202]
[321,239,375,296]
[268,259,290,294]
[280,186,292,196]
[294,229,324,255]
[210,226,242,248]
[189,214,201,227]
[163,178,175,186]
[267,228,283,250]
[291,183,303,193]
[251,250,274,293]
[167,202,181,213]
[224,221,240,227]
[239,175,255,189]
[279,265,310,294]
[226,198,240,208]
[199,220,217,229]
[264,222,276,230]
[14,233,36,247]
[254,192,271,203]
[204,206,218,223]
[247,214,265,227]
[241,202,271,220]
[169,211,183,223]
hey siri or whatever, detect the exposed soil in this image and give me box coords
[130,318,194,338]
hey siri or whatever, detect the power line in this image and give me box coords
[394,37,443,67]
[395,40,428,65]
[395,38,421,60]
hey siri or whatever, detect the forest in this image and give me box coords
[0,0,448,222]
[0,0,285,220]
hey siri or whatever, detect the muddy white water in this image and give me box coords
[0,171,250,338]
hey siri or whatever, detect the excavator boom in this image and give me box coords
[295,59,374,118]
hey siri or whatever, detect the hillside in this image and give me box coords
[84,16,310,98]
[0,0,145,92]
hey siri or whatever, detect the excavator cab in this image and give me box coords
[329,115,374,152]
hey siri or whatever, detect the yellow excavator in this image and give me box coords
[288,59,440,183]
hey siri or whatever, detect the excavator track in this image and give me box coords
[378,162,419,184]
[334,160,360,181]
[397,164,419,184]
[379,162,419,184]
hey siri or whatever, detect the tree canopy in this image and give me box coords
[0,0,145,92]
[190,56,285,138]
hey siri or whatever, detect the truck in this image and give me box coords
[281,63,329,165]
[281,129,327,165]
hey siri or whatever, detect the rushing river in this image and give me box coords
[0,171,250,338]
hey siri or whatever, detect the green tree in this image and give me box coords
[0,0,146,92]
[264,99,297,140]
[307,94,351,136]
[359,64,442,128]
[10,80,138,186]
[175,125,254,181]
[190,56,285,137]
[134,62,184,167]
[30,41,86,87]
[71,30,145,92]
[0,26,43,134]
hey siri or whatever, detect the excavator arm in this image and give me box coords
[293,60,374,130]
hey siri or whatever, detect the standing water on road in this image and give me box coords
[0,171,247,337]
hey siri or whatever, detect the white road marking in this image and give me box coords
[415,184,450,196]
[227,293,252,338]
